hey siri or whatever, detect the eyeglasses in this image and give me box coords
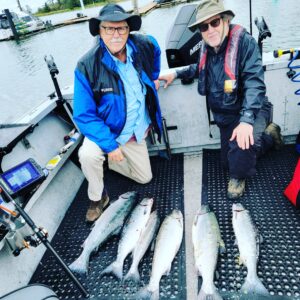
[199,18,222,33]
[100,25,129,35]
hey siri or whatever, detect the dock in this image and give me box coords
[0,0,197,42]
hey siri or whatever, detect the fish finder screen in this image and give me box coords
[1,160,41,193]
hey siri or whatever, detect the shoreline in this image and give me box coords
[34,0,122,17]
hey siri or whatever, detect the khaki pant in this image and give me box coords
[78,137,152,201]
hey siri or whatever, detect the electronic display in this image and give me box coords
[0,159,45,197]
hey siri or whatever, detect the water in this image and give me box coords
[1,0,300,123]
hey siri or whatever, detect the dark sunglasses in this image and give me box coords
[199,17,222,33]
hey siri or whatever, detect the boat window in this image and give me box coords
[0,19,10,29]
[21,16,32,22]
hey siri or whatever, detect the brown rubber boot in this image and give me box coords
[86,193,109,223]
[265,122,284,150]
[227,178,246,199]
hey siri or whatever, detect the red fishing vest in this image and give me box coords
[197,24,246,96]
[284,159,300,207]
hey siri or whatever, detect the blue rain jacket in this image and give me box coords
[73,34,162,153]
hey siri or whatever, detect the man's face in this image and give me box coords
[200,14,228,49]
[99,21,129,54]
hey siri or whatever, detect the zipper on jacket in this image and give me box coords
[103,62,127,137]
[118,78,127,136]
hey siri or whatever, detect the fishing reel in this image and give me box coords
[5,219,48,256]
[254,16,271,55]
[0,194,48,256]
[254,17,271,41]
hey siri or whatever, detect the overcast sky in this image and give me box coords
[0,0,46,13]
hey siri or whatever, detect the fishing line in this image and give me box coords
[287,50,300,104]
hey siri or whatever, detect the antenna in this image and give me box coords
[16,0,23,11]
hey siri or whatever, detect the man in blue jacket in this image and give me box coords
[159,0,283,199]
[73,4,163,222]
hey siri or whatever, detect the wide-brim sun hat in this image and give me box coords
[188,0,234,32]
[89,4,142,36]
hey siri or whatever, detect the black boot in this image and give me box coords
[227,178,246,199]
[265,123,284,150]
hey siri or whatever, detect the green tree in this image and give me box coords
[66,0,80,9]
[43,2,51,12]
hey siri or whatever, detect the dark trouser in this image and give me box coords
[219,102,274,179]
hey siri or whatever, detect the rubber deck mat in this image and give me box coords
[30,154,186,299]
[202,145,300,299]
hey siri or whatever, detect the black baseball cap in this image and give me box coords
[89,4,142,36]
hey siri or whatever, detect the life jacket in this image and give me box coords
[197,24,246,96]
[284,159,300,208]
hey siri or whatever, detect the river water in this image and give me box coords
[1,0,300,123]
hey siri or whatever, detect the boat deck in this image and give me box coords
[201,145,300,299]
[29,145,300,299]
[31,154,187,299]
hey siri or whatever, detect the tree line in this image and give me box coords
[37,0,106,13]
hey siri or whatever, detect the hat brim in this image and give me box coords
[188,10,234,32]
[89,14,141,36]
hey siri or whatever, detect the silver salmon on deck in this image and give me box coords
[101,197,154,280]
[232,203,269,296]
[69,191,138,274]
[192,205,225,300]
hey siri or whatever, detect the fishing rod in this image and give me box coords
[44,55,80,132]
[249,0,252,36]
[0,186,90,298]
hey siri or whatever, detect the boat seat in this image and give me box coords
[0,284,58,300]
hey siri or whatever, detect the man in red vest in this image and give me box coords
[159,0,283,199]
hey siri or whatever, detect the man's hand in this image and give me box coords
[108,148,124,162]
[153,79,160,91]
[230,123,254,150]
[158,72,176,88]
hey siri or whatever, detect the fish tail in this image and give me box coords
[135,285,159,300]
[197,288,223,300]
[123,265,141,283]
[241,275,269,296]
[101,260,123,280]
[68,254,89,275]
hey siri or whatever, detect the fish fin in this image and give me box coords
[218,239,226,255]
[258,234,264,244]
[135,286,159,300]
[123,265,141,283]
[241,275,269,296]
[193,214,199,226]
[69,255,89,275]
[196,266,202,277]
[165,263,172,276]
[237,255,243,266]
[101,260,123,280]
[111,226,122,236]
[94,246,100,253]
[256,242,260,261]
[197,288,223,300]
[150,238,156,251]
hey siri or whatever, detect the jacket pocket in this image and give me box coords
[223,91,237,106]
